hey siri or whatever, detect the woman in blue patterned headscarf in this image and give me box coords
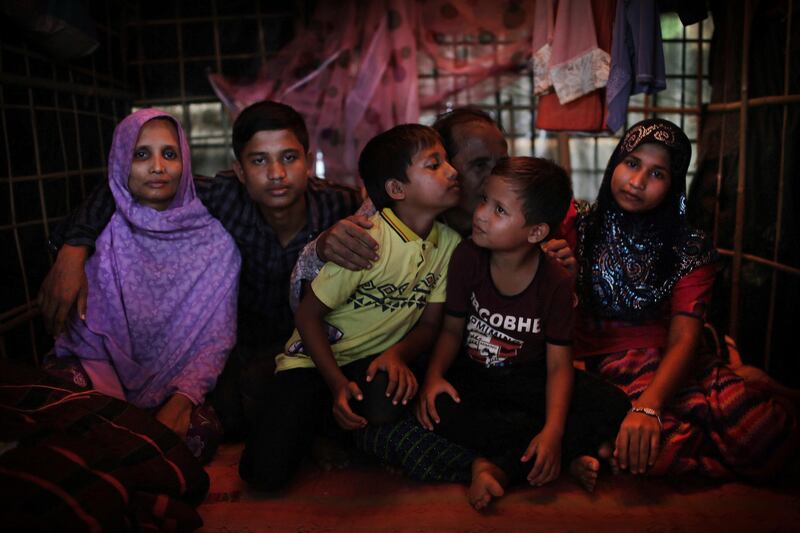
[574,118,797,481]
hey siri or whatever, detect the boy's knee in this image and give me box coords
[433,393,459,419]
[574,371,631,424]
[356,371,405,425]
[592,375,631,418]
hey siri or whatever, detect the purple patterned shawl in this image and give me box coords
[56,109,240,408]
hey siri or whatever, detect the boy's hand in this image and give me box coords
[332,380,367,430]
[541,239,576,275]
[38,244,90,335]
[317,215,379,271]
[366,352,418,406]
[521,428,562,486]
[614,408,661,474]
[415,376,460,431]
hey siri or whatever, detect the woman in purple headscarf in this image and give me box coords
[53,109,240,460]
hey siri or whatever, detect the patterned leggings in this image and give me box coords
[355,413,476,483]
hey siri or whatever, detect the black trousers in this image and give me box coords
[207,339,284,441]
[433,362,630,484]
[239,354,406,491]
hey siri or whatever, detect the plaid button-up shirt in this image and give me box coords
[52,171,362,347]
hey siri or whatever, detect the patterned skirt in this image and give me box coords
[588,346,799,481]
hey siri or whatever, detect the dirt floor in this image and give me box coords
[197,443,800,532]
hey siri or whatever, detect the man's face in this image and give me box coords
[233,129,310,215]
[449,121,508,216]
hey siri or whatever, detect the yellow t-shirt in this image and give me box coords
[275,208,461,372]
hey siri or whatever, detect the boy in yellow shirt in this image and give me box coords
[240,124,462,490]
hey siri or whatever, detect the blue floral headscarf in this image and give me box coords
[576,118,718,321]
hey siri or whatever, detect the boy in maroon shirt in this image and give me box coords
[416,157,629,510]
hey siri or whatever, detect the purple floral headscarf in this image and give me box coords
[56,109,240,408]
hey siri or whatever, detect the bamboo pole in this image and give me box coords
[729,0,752,340]
[0,73,133,100]
[707,93,800,111]
[717,248,800,276]
[764,0,793,370]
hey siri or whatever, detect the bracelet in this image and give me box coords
[629,406,663,429]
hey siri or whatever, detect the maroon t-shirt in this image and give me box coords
[445,240,575,369]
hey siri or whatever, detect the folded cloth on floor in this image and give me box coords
[0,360,209,532]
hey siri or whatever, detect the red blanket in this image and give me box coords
[0,361,208,532]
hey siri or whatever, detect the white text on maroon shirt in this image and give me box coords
[470,292,541,333]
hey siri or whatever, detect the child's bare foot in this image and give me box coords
[598,442,619,475]
[469,458,507,511]
[569,455,600,492]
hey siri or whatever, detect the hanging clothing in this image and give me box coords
[532,0,610,104]
[56,109,240,409]
[605,0,667,132]
[532,0,556,95]
[535,0,616,132]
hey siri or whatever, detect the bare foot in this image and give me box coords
[569,455,600,492]
[598,442,619,475]
[469,458,507,511]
